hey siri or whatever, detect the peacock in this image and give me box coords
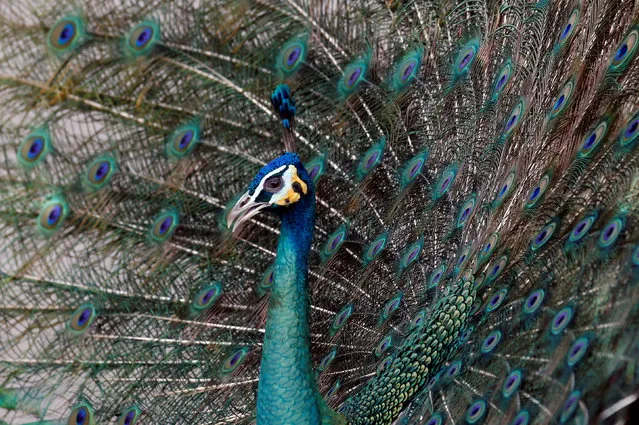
[1,0,639,424]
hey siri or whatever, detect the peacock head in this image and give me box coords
[227,152,313,232]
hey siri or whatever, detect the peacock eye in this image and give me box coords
[68,404,93,425]
[263,176,283,192]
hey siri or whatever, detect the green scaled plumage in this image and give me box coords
[0,0,639,424]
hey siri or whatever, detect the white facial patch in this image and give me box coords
[248,164,287,204]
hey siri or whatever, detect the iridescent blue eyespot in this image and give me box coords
[38,196,69,235]
[136,28,152,47]
[400,239,423,271]
[598,216,624,248]
[551,306,574,335]
[167,123,201,158]
[609,28,638,73]
[454,39,480,76]
[192,282,223,312]
[411,310,425,329]
[616,45,628,61]
[374,335,392,357]
[68,303,96,335]
[549,78,574,119]
[531,222,556,251]
[457,195,477,227]
[579,119,609,157]
[529,186,540,201]
[377,355,394,374]
[179,131,193,149]
[28,138,44,158]
[322,224,348,260]
[400,151,429,188]
[331,303,353,336]
[524,172,551,209]
[379,293,403,324]
[486,288,507,313]
[18,129,52,168]
[58,23,75,46]
[492,60,513,98]
[358,138,386,180]
[494,169,516,207]
[459,325,474,343]
[390,48,423,92]
[128,22,159,55]
[347,68,362,86]
[502,370,523,398]
[511,410,530,425]
[401,60,417,82]
[481,330,502,353]
[47,205,62,226]
[425,413,444,425]
[454,245,471,275]
[149,209,179,243]
[487,256,507,281]
[566,336,590,367]
[307,163,321,181]
[338,55,370,97]
[429,263,446,288]
[286,47,301,66]
[568,214,596,244]
[68,403,93,425]
[465,399,487,424]
[277,36,308,75]
[94,162,109,181]
[222,347,249,373]
[447,360,462,378]
[48,17,86,53]
[84,154,117,191]
[479,233,499,264]
[560,390,581,423]
[305,155,326,184]
[503,99,526,137]
[433,165,457,199]
[318,348,337,372]
[523,289,545,314]
[619,112,639,150]
[558,9,579,45]
[159,219,172,234]
[364,233,388,264]
[117,406,141,425]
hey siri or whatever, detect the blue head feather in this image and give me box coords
[270,85,296,129]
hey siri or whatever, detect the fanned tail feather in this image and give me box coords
[1,0,639,424]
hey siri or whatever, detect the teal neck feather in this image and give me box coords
[256,190,345,425]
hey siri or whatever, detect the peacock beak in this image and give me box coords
[226,192,269,232]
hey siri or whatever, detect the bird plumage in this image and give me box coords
[1,0,639,424]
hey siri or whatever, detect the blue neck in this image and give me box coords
[256,193,322,424]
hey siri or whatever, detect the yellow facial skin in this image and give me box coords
[274,165,308,206]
